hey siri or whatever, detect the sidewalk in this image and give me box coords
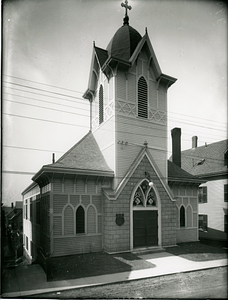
[2,251,227,298]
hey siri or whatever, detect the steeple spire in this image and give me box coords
[121,0,132,25]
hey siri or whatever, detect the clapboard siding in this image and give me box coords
[172,185,198,243]
[70,195,80,207]
[64,206,74,235]
[199,179,228,234]
[53,216,62,235]
[128,73,136,103]
[149,80,157,108]
[53,177,62,193]
[87,206,96,234]
[92,195,102,213]
[116,115,167,181]
[81,195,90,207]
[64,177,74,193]
[117,70,126,100]
[53,235,102,256]
[53,194,68,213]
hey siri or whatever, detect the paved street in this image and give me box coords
[32,267,227,299]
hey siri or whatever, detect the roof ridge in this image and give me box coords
[182,138,228,153]
[56,131,92,163]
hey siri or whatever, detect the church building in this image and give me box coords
[22,1,203,264]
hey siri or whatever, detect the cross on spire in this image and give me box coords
[121,0,132,25]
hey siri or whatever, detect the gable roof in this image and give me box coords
[103,146,175,201]
[32,131,114,184]
[181,139,228,178]
[94,46,108,68]
[168,160,203,184]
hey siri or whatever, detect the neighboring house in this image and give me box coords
[5,202,23,233]
[181,137,228,241]
[22,2,204,266]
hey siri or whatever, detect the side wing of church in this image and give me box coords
[22,2,204,266]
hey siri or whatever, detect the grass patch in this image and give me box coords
[47,252,155,282]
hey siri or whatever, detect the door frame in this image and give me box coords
[130,178,161,250]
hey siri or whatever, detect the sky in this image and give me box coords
[2,0,227,206]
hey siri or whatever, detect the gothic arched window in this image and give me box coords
[180,206,185,227]
[138,76,148,118]
[76,206,85,234]
[133,180,157,207]
[99,85,104,124]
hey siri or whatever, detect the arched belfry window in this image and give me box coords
[133,180,157,207]
[76,206,85,234]
[99,85,104,124]
[180,206,185,227]
[138,76,148,118]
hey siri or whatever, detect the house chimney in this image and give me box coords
[52,153,55,164]
[192,136,198,148]
[11,202,13,208]
[171,127,181,168]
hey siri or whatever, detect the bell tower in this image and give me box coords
[83,1,177,188]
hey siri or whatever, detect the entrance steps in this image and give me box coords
[132,246,165,255]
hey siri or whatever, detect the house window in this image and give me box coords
[99,85,104,124]
[25,200,28,219]
[198,187,207,203]
[224,215,227,233]
[199,214,208,231]
[30,200,33,222]
[26,236,28,250]
[224,184,228,202]
[76,206,85,234]
[138,76,148,118]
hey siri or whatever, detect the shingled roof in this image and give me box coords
[168,160,203,184]
[181,139,228,178]
[32,131,114,183]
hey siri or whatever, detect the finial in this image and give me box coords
[121,0,132,25]
[145,27,147,34]
[144,141,148,148]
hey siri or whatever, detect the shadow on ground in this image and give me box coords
[46,252,155,282]
[165,240,227,261]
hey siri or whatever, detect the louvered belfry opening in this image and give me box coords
[99,85,104,124]
[138,76,148,118]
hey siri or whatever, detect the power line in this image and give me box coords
[3,110,226,148]
[3,113,90,128]
[4,99,90,118]
[3,145,64,153]
[3,92,88,111]
[3,93,226,139]
[3,81,88,103]
[3,85,226,135]
[3,75,227,127]
[3,74,84,95]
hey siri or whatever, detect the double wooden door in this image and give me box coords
[133,210,158,248]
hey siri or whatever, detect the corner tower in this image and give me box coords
[83,1,177,189]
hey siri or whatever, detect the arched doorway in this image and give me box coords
[130,179,161,250]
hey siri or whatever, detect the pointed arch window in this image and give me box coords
[133,180,157,207]
[138,76,148,118]
[76,206,85,234]
[180,206,185,227]
[99,85,104,124]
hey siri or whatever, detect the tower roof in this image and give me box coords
[106,24,142,61]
